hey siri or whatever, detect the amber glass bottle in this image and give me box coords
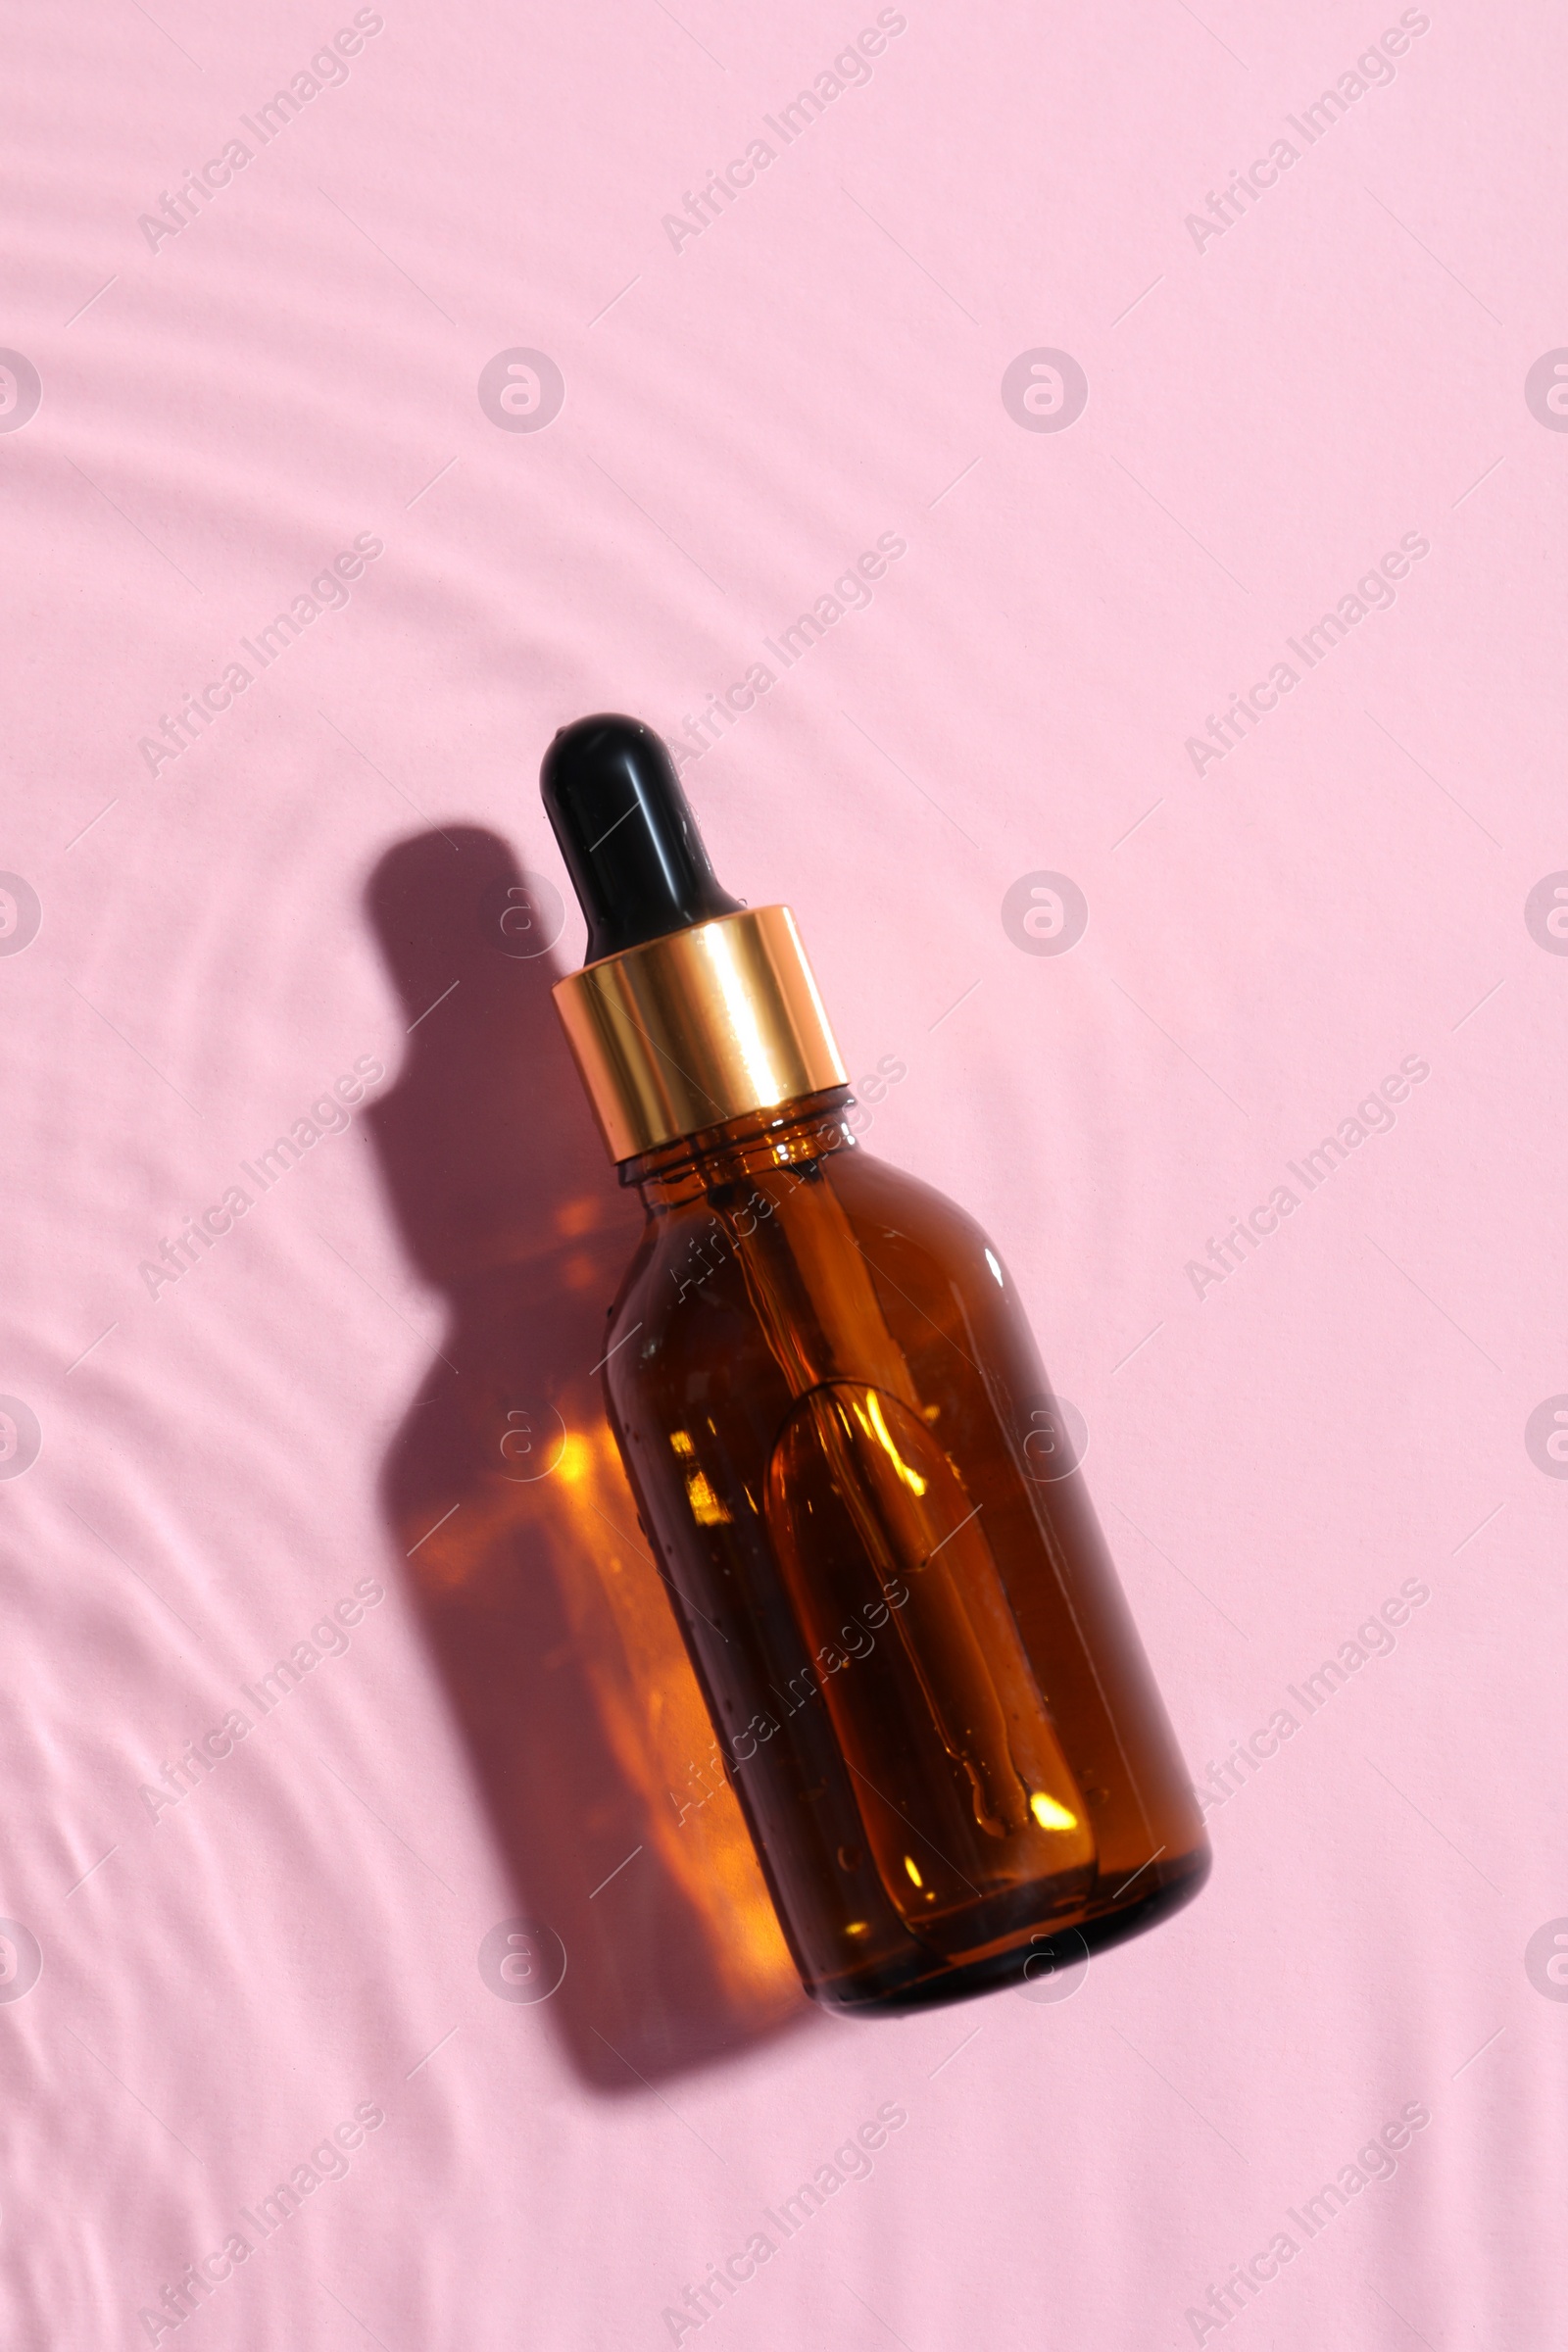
[543,716,1207,2012]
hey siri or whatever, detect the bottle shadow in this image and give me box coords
[362,826,809,2091]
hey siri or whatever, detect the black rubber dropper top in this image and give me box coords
[541,713,743,963]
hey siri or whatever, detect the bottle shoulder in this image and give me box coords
[615,1138,1017,1290]
[604,1136,1042,1414]
[822,1142,998,1259]
[821,1144,1038,1341]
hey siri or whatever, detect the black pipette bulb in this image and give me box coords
[540,713,742,964]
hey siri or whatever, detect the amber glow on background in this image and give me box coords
[410,1414,797,2015]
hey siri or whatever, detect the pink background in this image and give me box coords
[2,1,1563,2344]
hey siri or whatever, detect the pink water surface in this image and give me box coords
[1,1,1564,2345]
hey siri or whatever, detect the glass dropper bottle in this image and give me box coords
[543,713,1208,2012]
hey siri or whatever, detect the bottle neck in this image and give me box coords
[621,1086,854,1208]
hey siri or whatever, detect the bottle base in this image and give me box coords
[808,1842,1211,2017]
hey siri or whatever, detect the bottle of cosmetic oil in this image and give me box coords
[543,715,1208,2012]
